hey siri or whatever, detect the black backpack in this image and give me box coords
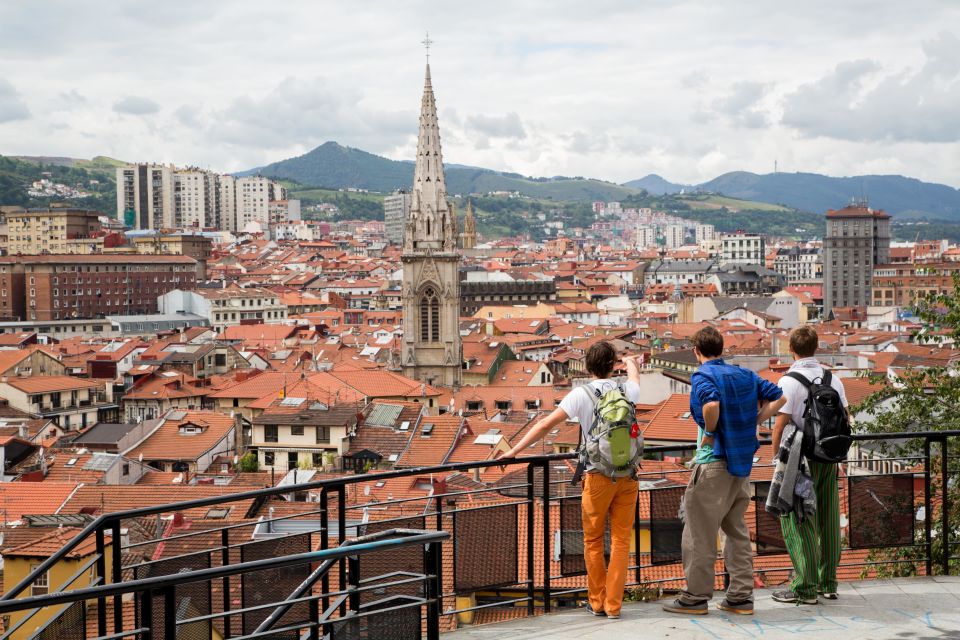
[784,369,852,463]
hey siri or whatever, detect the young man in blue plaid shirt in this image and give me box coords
[664,326,785,616]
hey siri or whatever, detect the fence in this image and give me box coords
[0,430,955,639]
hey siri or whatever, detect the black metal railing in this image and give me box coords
[0,430,955,639]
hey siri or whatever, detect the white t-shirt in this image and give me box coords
[778,357,848,428]
[559,378,642,442]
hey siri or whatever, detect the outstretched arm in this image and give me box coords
[501,407,569,459]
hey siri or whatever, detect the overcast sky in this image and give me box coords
[1,1,959,187]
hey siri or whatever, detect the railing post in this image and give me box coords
[925,438,933,577]
[308,594,320,640]
[111,520,122,635]
[319,487,330,638]
[338,484,348,617]
[634,488,642,585]
[163,585,176,640]
[942,437,950,576]
[95,525,107,638]
[141,588,153,640]
[347,553,361,614]
[425,540,441,640]
[434,487,444,619]
[221,527,231,638]
[526,463,535,616]
[541,460,551,614]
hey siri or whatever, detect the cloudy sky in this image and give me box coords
[1,1,959,187]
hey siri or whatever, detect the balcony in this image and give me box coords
[0,430,957,640]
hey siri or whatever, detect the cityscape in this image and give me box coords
[0,2,959,639]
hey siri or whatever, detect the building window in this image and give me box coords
[316,426,330,443]
[419,287,440,342]
[291,425,304,436]
[264,451,275,466]
[265,425,278,443]
[30,566,49,596]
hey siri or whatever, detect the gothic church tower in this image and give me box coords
[401,63,462,387]
[460,200,477,250]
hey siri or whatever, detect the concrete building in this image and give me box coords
[636,225,657,249]
[129,233,213,280]
[721,232,766,266]
[384,190,412,245]
[0,254,198,322]
[173,169,219,229]
[663,224,685,249]
[772,246,822,284]
[235,176,285,230]
[116,163,174,230]
[824,203,891,314]
[159,285,288,332]
[219,174,239,231]
[695,223,716,244]
[2,208,104,255]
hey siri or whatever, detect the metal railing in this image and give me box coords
[0,430,955,640]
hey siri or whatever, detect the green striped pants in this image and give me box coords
[779,461,841,599]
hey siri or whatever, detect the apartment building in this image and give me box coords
[772,246,822,284]
[2,208,104,255]
[695,223,716,244]
[872,261,960,308]
[130,233,213,279]
[174,169,219,229]
[384,190,412,245]
[116,163,174,230]
[0,376,111,430]
[0,255,199,322]
[662,224,685,249]
[721,232,765,265]
[159,284,289,332]
[823,203,891,314]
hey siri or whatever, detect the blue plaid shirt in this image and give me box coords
[689,358,783,477]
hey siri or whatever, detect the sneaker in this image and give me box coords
[717,598,754,615]
[586,603,606,617]
[772,590,818,605]
[819,590,839,600]
[606,612,621,620]
[662,598,708,615]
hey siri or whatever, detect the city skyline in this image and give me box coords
[0,1,958,187]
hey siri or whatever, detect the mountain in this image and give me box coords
[0,154,119,211]
[622,174,687,195]
[622,170,960,221]
[244,141,639,201]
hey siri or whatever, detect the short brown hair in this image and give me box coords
[585,341,617,378]
[692,326,724,358]
[789,325,818,358]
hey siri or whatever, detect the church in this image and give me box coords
[400,61,463,388]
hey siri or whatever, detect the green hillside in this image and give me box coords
[0,155,117,212]
[247,141,639,202]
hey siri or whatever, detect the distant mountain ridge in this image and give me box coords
[242,141,639,202]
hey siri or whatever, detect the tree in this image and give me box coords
[857,272,960,576]
[237,452,259,473]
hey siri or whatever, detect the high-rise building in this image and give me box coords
[173,169,219,229]
[116,164,174,230]
[823,203,890,314]
[384,190,412,245]
[663,224,685,249]
[635,225,657,249]
[695,223,716,243]
[721,232,765,265]
[400,63,462,387]
[219,175,238,231]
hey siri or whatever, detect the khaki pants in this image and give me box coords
[680,461,753,604]
[581,473,639,616]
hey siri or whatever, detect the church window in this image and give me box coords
[420,288,440,342]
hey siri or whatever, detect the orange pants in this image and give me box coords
[581,473,639,616]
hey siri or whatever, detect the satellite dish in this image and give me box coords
[363,486,371,497]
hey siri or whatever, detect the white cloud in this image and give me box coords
[0,1,956,187]
[113,95,160,115]
[0,78,29,123]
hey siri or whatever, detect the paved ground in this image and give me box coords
[447,576,960,639]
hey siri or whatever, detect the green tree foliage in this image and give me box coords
[856,274,960,576]
[237,452,260,473]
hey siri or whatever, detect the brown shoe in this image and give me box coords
[718,598,754,615]
[662,598,708,615]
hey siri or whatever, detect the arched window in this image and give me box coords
[420,288,440,342]
[426,218,431,236]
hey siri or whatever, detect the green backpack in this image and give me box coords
[578,384,644,479]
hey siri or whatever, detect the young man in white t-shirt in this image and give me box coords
[502,341,642,619]
[771,325,848,605]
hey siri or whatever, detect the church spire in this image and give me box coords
[405,44,454,253]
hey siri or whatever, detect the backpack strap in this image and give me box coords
[784,371,813,388]
[821,369,833,386]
